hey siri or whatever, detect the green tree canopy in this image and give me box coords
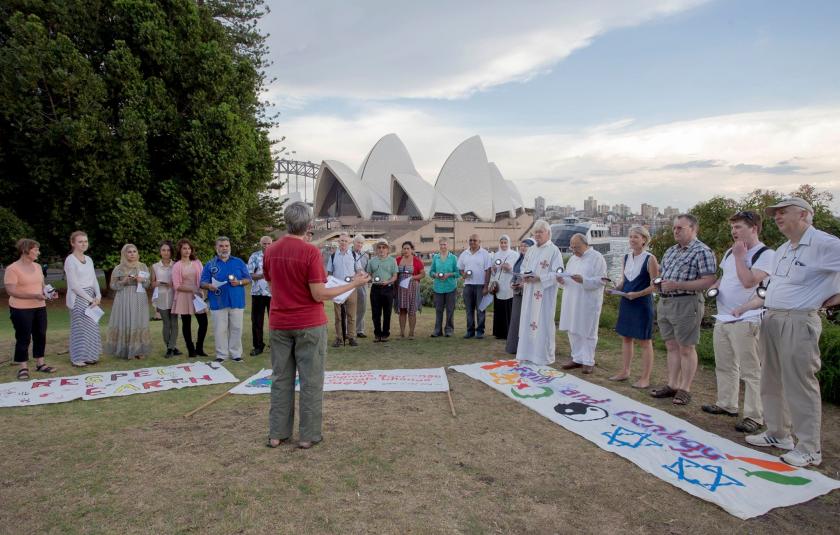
[0,0,279,267]
[650,184,840,262]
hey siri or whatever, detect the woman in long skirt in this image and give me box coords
[104,244,152,359]
[64,231,103,367]
[395,241,425,339]
[506,238,534,354]
[491,235,519,339]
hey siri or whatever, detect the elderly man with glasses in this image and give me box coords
[733,197,840,467]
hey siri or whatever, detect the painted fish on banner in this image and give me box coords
[450,360,840,519]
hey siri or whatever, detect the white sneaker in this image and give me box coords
[745,431,794,450]
[781,449,822,467]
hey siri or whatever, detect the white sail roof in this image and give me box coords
[434,136,494,221]
[314,160,374,218]
[357,134,419,215]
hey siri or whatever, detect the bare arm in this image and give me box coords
[308,273,370,302]
[5,283,46,302]
[732,295,765,317]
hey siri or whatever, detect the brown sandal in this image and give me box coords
[650,385,676,398]
[672,389,692,405]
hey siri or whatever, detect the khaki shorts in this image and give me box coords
[657,294,704,346]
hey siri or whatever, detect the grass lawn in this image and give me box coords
[0,295,838,534]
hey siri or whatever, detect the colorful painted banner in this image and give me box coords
[0,362,239,408]
[229,368,450,395]
[451,360,840,519]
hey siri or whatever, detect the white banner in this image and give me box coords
[451,360,840,519]
[0,362,239,408]
[229,368,450,395]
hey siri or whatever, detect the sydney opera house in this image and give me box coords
[311,134,533,253]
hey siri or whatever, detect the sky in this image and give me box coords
[260,0,840,213]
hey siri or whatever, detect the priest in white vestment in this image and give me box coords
[516,220,564,365]
[559,233,608,373]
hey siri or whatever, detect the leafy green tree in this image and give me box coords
[0,0,278,271]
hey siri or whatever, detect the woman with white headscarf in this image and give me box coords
[490,234,519,339]
[104,244,152,359]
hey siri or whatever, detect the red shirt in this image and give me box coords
[264,236,327,330]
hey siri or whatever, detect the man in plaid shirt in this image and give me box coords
[650,214,716,406]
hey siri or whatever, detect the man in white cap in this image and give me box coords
[734,197,840,467]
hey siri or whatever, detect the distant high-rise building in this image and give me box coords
[597,204,610,215]
[535,196,546,218]
[641,203,658,219]
[584,196,597,217]
[663,206,680,219]
[612,204,631,217]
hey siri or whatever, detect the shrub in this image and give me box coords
[818,320,840,404]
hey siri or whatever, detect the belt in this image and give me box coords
[660,293,697,299]
[765,308,818,316]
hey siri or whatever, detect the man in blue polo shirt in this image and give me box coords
[201,236,251,362]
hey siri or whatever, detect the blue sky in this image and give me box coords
[263,0,840,212]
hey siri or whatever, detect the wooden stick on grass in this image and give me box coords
[184,390,231,418]
[446,389,457,417]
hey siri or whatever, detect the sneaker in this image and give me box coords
[735,418,762,433]
[232,357,243,362]
[214,357,225,363]
[745,431,794,450]
[781,449,822,467]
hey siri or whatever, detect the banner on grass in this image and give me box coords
[451,360,840,520]
[0,362,238,408]
[229,368,450,395]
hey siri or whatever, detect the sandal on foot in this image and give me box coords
[672,389,692,405]
[35,364,57,373]
[16,368,30,380]
[650,385,676,398]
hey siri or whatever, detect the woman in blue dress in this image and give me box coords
[611,226,659,388]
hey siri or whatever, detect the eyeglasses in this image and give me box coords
[468,239,478,242]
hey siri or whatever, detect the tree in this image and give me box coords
[0,0,277,268]
[650,184,839,263]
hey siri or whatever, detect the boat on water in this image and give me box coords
[550,217,611,255]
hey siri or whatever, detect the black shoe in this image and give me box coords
[172,348,183,356]
[164,349,174,358]
[348,339,359,347]
[430,333,441,338]
[214,357,225,363]
[232,357,243,362]
[196,350,209,357]
[463,333,475,339]
[356,333,367,338]
[701,404,738,417]
[444,333,452,337]
[475,334,484,339]
[250,348,263,356]
[188,353,197,358]
[332,339,343,348]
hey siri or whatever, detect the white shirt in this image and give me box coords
[490,248,520,300]
[623,251,651,282]
[765,226,840,311]
[63,254,101,309]
[715,242,773,321]
[327,249,361,281]
[558,248,608,336]
[457,248,492,285]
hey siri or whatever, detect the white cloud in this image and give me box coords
[263,0,708,99]
[273,106,840,213]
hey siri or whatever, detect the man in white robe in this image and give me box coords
[516,220,564,365]
[559,233,608,373]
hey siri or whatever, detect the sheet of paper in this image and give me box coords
[713,309,764,323]
[211,277,228,288]
[193,295,207,313]
[478,293,494,311]
[399,277,411,289]
[151,287,159,301]
[556,272,573,278]
[326,276,355,304]
[84,306,105,323]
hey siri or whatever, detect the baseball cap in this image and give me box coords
[764,197,814,217]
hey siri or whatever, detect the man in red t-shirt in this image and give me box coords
[263,202,369,449]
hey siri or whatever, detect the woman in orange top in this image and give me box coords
[3,239,59,380]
